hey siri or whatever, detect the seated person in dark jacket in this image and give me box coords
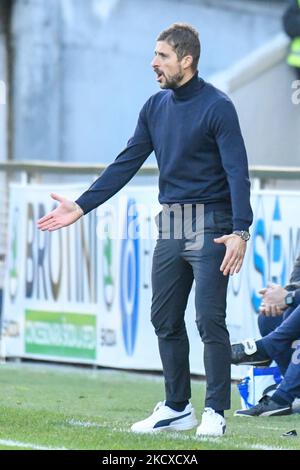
[258,253,300,337]
[231,254,300,416]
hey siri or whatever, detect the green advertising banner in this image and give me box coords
[25,310,96,360]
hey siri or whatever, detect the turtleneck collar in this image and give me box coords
[172,72,204,101]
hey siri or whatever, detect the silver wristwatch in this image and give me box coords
[233,230,250,241]
[285,291,295,306]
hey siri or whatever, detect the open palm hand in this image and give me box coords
[37,193,83,232]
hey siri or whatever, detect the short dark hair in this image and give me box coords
[157,23,200,72]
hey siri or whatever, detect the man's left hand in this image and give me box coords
[214,234,247,276]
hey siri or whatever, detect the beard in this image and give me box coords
[160,68,185,90]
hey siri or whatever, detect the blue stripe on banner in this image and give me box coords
[253,366,282,384]
[253,367,279,376]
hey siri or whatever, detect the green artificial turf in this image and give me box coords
[0,362,299,450]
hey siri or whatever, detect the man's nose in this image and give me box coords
[151,56,159,68]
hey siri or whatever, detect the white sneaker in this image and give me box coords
[131,401,197,433]
[292,397,300,412]
[196,408,226,437]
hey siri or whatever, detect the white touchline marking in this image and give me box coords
[253,425,282,431]
[0,439,68,450]
[67,419,203,440]
[67,421,230,447]
[65,421,294,450]
[251,444,292,451]
[67,419,107,428]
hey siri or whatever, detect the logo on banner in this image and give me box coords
[269,198,286,285]
[9,207,19,301]
[2,320,20,338]
[120,199,140,356]
[102,210,115,311]
[250,197,286,312]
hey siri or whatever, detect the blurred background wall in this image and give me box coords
[1,0,296,167]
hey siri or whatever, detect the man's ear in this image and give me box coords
[181,55,193,70]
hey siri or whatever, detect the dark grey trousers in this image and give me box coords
[151,208,233,410]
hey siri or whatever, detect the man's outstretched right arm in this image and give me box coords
[37,103,153,231]
[75,103,153,215]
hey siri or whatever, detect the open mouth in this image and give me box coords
[156,71,164,82]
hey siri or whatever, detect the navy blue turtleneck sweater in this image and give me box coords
[76,72,253,231]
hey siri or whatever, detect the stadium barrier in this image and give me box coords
[0,162,300,378]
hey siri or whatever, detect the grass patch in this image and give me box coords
[0,362,299,450]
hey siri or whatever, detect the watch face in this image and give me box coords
[286,293,294,305]
[241,231,250,241]
[233,230,250,241]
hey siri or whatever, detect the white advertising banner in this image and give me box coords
[2,184,99,364]
[2,184,300,377]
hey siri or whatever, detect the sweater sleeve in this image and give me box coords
[290,253,300,283]
[209,98,253,231]
[75,103,153,214]
[294,289,300,306]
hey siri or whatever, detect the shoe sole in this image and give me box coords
[234,407,292,417]
[131,419,198,434]
[260,408,292,417]
[232,359,271,366]
[234,411,256,417]
[163,419,198,432]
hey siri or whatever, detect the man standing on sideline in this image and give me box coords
[38,24,253,437]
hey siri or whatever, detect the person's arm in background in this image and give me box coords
[259,284,300,317]
[37,102,154,231]
[259,252,300,316]
[286,253,300,288]
[282,0,300,39]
